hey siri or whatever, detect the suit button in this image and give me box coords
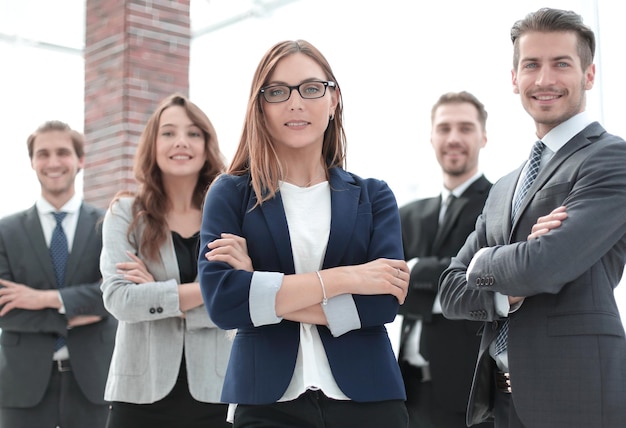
[149,307,156,314]
[157,307,163,313]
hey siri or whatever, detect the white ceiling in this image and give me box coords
[0,0,299,55]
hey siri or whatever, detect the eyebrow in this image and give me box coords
[522,54,575,63]
[435,121,477,127]
[265,77,326,86]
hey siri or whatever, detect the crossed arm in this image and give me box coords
[205,233,409,325]
[0,278,102,327]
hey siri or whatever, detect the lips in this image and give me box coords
[170,154,192,160]
[533,94,561,101]
[285,121,309,127]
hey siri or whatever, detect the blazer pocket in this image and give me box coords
[534,181,571,202]
[547,311,625,337]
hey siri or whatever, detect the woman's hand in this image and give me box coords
[205,233,253,271]
[527,206,567,240]
[116,251,155,284]
[346,258,409,304]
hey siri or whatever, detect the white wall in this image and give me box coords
[0,0,624,319]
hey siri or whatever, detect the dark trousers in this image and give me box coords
[105,361,229,428]
[493,390,525,428]
[401,360,492,428]
[0,361,108,428]
[233,389,408,428]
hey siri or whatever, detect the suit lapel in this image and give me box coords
[256,168,360,272]
[158,231,182,282]
[433,196,468,252]
[433,176,491,251]
[22,205,57,286]
[65,204,95,285]
[511,122,603,230]
[323,169,360,268]
[422,198,444,253]
[259,192,296,274]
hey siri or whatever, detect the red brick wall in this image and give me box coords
[83,0,190,209]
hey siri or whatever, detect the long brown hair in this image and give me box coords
[228,40,347,206]
[114,93,225,260]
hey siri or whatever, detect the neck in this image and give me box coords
[288,170,326,188]
[282,157,327,188]
[163,176,198,212]
[443,171,476,191]
[42,189,75,211]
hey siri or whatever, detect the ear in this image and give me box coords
[511,69,520,94]
[77,156,86,173]
[329,86,340,117]
[584,63,595,90]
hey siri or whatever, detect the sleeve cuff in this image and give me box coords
[322,294,360,337]
[249,271,284,326]
[494,292,510,317]
[57,291,66,314]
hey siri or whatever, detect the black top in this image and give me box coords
[171,231,200,284]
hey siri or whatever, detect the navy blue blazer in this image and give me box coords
[199,167,406,405]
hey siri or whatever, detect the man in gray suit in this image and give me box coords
[440,8,626,428]
[0,121,116,428]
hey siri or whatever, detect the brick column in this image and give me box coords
[83,0,190,209]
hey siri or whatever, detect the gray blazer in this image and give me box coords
[440,122,626,428]
[100,197,231,404]
[0,203,116,407]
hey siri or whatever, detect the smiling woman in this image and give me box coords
[98,93,233,428]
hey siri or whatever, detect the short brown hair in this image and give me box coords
[26,120,85,159]
[431,91,488,131]
[511,8,595,71]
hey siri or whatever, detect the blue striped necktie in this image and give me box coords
[495,141,545,356]
[50,211,68,351]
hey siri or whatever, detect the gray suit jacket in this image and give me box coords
[100,197,231,404]
[0,203,116,407]
[440,122,626,428]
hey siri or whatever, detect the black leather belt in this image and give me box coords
[54,359,71,372]
[496,371,511,393]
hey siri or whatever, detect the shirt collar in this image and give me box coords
[541,111,594,154]
[441,171,483,199]
[36,193,82,215]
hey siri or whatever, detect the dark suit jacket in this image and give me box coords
[399,175,491,413]
[440,122,626,428]
[0,203,116,408]
[198,167,406,405]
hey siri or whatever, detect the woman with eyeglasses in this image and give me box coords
[198,40,410,428]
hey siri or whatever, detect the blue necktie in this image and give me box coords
[495,141,545,356]
[50,212,68,351]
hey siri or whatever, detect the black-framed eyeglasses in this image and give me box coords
[260,81,336,103]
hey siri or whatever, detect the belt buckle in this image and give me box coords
[56,360,71,372]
